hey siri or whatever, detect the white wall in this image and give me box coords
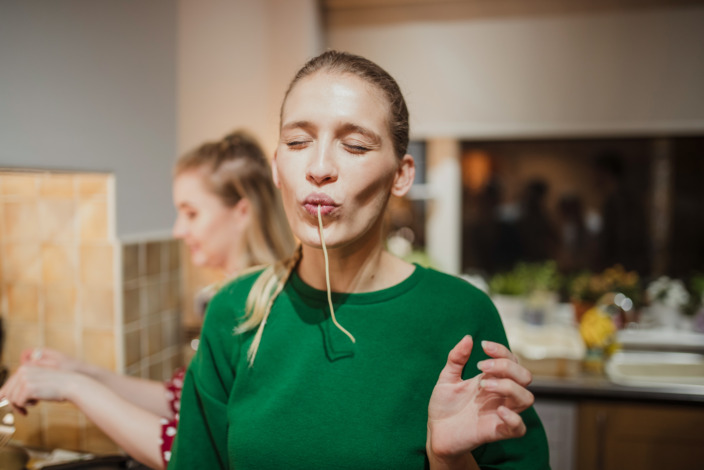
[178,0,323,156]
[0,0,178,239]
[327,6,704,139]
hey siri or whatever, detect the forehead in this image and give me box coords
[282,71,391,131]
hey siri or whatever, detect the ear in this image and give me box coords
[233,197,251,221]
[391,154,415,197]
[272,149,281,188]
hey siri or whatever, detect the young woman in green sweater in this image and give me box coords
[170,51,550,469]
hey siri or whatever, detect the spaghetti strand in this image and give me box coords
[317,205,356,344]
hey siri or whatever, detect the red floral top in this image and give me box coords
[160,367,185,468]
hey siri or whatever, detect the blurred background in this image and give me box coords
[1,1,703,469]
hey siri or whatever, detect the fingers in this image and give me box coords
[478,341,532,387]
[497,406,527,439]
[437,336,474,384]
[479,377,534,412]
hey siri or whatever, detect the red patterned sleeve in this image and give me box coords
[160,367,186,467]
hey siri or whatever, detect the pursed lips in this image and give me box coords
[302,193,338,216]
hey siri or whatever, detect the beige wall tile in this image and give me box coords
[44,325,78,358]
[82,422,120,454]
[145,280,163,317]
[2,201,40,241]
[39,200,76,242]
[147,319,163,356]
[44,284,77,325]
[42,243,76,283]
[78,200,108,241]
[79,244,114,287]
[77,174,109,200]
[11,404,43,446]
[82,329,115,370]
[123,286,140,324]
[0,173,38,198]
[4,323,40,368]
[44,403,81,451]
[122,243,139,284]
[39,174,75,199]
[167,239,181,271]
[148,360,164,381]
[80,286,114,328]
[124,328,141,368]
[1,242,41,284]
[145,241,162,276]
[5,282,39,322]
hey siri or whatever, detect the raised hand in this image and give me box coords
[427,336,534,468]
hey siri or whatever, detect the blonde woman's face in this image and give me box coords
[172,170,249,271]
[273,71,414,251]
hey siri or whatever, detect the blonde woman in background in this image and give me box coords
[0,130,294,469]
[170,51,549,470]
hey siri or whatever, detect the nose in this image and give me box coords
[306,142,338,186]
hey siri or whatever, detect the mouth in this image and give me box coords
[302,193,339,217]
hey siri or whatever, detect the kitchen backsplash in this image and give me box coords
[0,170,185,454]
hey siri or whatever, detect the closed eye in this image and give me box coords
[286,140,310,150]
[343,143,371,155]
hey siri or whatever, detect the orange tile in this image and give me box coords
[122,286,141,324]
[42,243,76,283]
[39,174,75,199]
[44,283,77,325]
[11,404,43,447]
[124,328,141,368]
[0,173,38,198]
[147,319,163,356]
[78,200,108,241]
[82,422,120,454]
[44,325,78,358]
[79,244,113,287]
[122,243,140,284]
[39,200,76,242]
[2,243,41,283]
[81,329,115,370]
[3,322,40,368]
[44,404,81,451]
[80,286,114,328]
[145,241,162,276]
[2,201,40,241]
[77,174,109,200]
[5,282,39,322]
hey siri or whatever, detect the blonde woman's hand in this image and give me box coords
[0,366,84,415]
[20,347,82,372]
[426,336,534,469]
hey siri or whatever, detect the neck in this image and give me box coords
[297,225,413,293]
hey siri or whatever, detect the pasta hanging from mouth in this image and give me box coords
[317,205,356,344]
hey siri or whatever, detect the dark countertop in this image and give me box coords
[529,373,704,405]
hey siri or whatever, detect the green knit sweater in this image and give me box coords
[170,265,549,469]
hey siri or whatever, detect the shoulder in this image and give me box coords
[417,266,496,310]
[202,268,266,327]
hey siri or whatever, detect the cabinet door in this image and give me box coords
[577,401,704,470]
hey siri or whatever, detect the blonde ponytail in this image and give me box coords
[236,245,303,366]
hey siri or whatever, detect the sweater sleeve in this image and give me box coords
[465,288,551,470]
[169,285,242,470]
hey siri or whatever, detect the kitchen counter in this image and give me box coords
[529,373,704,404]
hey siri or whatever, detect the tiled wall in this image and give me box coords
[0,170,119,451]
[0,170,186,454]
[122,239,183,382]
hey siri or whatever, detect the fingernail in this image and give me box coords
[482,341,495,353]
[480,379,496,391]
[477,360,494,371]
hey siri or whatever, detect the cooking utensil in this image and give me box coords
[0,398,15,448]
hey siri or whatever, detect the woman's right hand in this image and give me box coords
[0,365,84,415]
[20,347,82,372]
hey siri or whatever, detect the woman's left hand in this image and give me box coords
[426,335,534,469]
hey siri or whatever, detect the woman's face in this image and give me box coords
[172,170,249,271]
[273,71,414,251]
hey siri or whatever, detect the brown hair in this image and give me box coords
[281,50,410,159]
[175,130,294,266]
[240,51,410,365]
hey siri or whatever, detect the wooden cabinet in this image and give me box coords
[577,401,704,470]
